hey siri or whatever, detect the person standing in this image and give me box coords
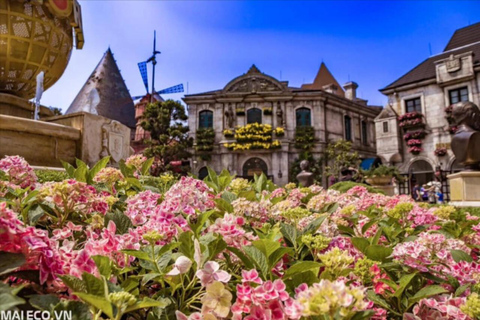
[412,183,421,201]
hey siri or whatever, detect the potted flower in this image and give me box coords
[274,127,285,137]
[434,147,448,157]
[362,165,403,186]
[263,107,273,115]
[236,108,245,116]
[407,139,422,147]
[223,129,234,138]
[408,146,423,155]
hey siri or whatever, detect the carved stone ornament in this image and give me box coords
[227,77,282,93]
[446,54,461,73]
[100,120,125,163]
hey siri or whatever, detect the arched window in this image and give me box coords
[296,108,311,127]
[198,167,209,180]
[247,108,262,124]
[199,110,213,128]
[344,115,352,141]
[243,157,268,178]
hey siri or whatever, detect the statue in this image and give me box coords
[225,103,235,129]
[276,102,284,126]
[451,101,480,171]
[296,160,314,187]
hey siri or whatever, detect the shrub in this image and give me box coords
[34,169,69,183]
[329,181,385,194]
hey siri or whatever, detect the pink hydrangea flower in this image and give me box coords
[196,261,231,287]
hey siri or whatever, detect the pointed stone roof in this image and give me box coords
[66,48,136,128]
[301,62,345,97]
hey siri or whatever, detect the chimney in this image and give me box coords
[343,81,358,100]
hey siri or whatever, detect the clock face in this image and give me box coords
[48,0,73,17]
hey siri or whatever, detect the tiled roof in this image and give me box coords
[444,22,480,51]
[381,22,480,92]
[301,62,345,97]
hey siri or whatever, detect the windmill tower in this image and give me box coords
[132,31,184,151]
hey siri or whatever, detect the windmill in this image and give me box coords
[132,30,184,102]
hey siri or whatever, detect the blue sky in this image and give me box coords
[41,0,480,111]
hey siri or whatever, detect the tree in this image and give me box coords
[140,100,192,175]
[324,140,360,183]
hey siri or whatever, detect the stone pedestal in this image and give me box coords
[372,185,395,196]
[448,171,480,207]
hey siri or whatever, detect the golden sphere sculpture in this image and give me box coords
[0,0,84,99]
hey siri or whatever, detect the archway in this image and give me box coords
[409,160,434,187]
[198,167,209,180]
[242,157,268,178]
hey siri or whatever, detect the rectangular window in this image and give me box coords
[344,116,352,141]
[361,120,368,145]
[449,87,469,104]
[405,97,422,113]
[383,121,388,133]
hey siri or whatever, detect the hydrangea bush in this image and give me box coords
[1,155,480,319]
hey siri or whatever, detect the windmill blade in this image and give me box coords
[131,94,145,100]
[137,61,149,93]
[157,84,184,94]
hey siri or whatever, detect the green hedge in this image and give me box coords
[35,169,69,183]
[329,181,385,195]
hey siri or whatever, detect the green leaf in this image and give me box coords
[0,252,25,276]
[142,273,162,286]
[74,293,113,318]
[82,273,106,297]
[408,285,448,305]
[28,204,45,225]
[178,231,194,259]
[87,156,111,184]
[244,246,268,278]
[287,270,319,289]
[221,191,237,204]
[394,273,417,298]
[58,275,86,293]
[206,238,227,261]
[141,157,155,175]
[61,160,75,177]
[252,239,281,258]
[104,211,134,234]
[351,311,376,320]
[280,223,297,248]
[451,249,473,263]
[301,215,326,235]
[284,261,321,278]
[0,292,25,311]
[126,177,143,190]
[122,249,152,261]
[74,161,88,183]
[455,284,470,297]
[92,256,112,278]
[156,242,181,258]
[337,225,355,236]
[53,301,91,320]
[29,294,60,311]
[366,290,401,316]
[125,297,169,313]
[351,237,370,255]
[191,211,214,237]
[268,247,292,269]
[371,228,383,245]
[365,245,392,262]
[227,247,254,269]
[214,198,233,213]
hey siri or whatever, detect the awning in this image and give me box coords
[360,158,378,170]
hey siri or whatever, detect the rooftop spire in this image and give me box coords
[65,48,135,128]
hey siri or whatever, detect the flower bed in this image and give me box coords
[2,155,480,320]
[294,126,315,150]
[263,107,273,115]
[398,112,425,129]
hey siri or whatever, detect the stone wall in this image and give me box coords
[0,114,80,166]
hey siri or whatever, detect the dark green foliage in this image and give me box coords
[195,128,215,152]
[330,181,385,194]
[294,126,315,150]
[35,169,69,183]
[140,100,192,175]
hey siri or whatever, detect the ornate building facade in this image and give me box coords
[375,22,480,194]
[184,64,381,185]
